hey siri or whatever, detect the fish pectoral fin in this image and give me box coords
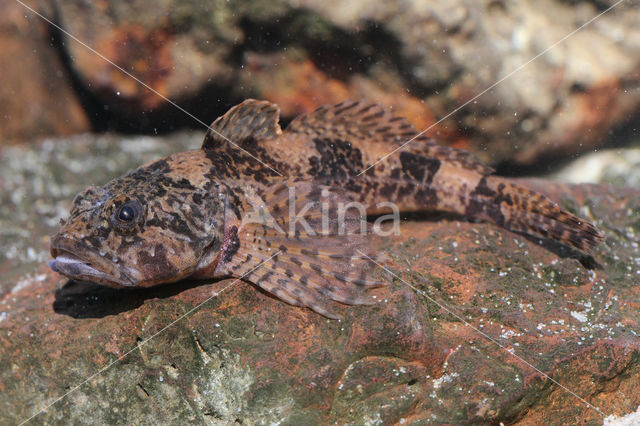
[220,181,388,319]
[202,99,283,150]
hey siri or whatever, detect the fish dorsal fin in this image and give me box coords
[286,100,417,144]
[202,99,283,150]
[286,100,494,175]
[216,180,388,319]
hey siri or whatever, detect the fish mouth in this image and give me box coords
[49,237,138,287]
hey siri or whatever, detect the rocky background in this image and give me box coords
[3,0,639,168]
[1,0,640,424]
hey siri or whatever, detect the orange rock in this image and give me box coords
[3,174,640,424]
[242,52,458,141]
[75,24,174,110]
[0,0,89,143]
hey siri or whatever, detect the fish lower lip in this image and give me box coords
[49,251,134,286]
[49,253,101,276]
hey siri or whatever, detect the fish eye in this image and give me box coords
[114,200,142,225]
[117,205,136,222]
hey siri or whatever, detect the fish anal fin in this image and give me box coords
[202,99,283,150]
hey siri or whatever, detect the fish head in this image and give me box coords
[49,154,227,288]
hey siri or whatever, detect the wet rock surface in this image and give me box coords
[1,134,640,424]
[4,0,639,166]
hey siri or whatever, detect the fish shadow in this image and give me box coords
[392,211,600,269]
[517,233,600,270]
[53,279,206,319]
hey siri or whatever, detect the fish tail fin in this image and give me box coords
[361,150,604,255]
[470,176,604,254]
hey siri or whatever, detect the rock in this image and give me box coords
[277,0,640,166]
[14,0,634,164]
[238,51,439,133]
[53,0,237,110]
[0,0,89,143]
[2,134,640,424]
[549,146,640,188]
[0,132,203,292]
[605,406,640,426]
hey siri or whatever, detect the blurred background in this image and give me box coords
[2,0,639,166]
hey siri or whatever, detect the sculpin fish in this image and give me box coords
[50,100,604,318]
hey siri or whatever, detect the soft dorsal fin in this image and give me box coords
[285,100,494,175]
[286,100,417,143]
[202,99,283,150]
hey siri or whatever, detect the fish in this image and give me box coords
[49,99,605,318]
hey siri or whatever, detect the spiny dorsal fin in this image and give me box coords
[217,180,388,319]
[286,100,494,175]
[202,99,283,150]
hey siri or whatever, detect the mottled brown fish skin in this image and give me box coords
[204,99,604,254]
[50,150,230,287]
[50,99,604,317]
